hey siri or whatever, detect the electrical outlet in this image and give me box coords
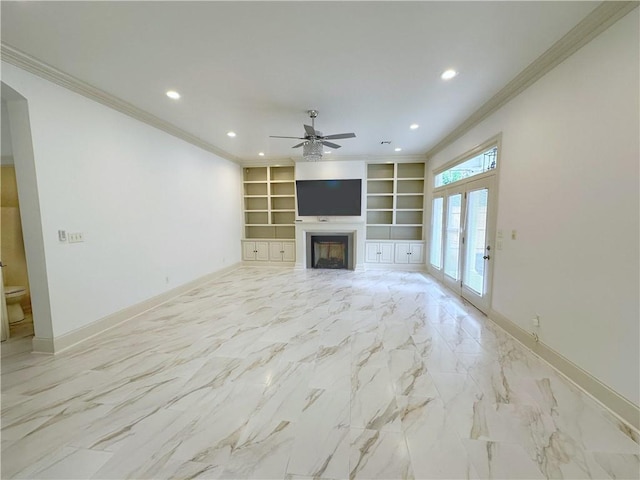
[68,232,84,243]
[532,315,540,328]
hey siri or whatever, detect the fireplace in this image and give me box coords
[305,231,355,270]
[296,222,363,271]
[311,236,349,269]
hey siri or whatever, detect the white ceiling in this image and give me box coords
[1,1,598,164]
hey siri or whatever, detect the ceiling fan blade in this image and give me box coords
[303,124,317,137]
[322,133,356,140]
[321,141,342,149]
[270,135,305,139]
[292,142,306,148]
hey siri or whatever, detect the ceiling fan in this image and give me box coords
[270,110,356,161]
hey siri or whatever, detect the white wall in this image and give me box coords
[2,62,243,338]
[295,160,365,181]
[427,10,639,406]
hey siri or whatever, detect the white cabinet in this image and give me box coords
[243,240,295,263]
[394,243,424,264]
[365,241,425,267]
[365,242,394,263]
[269,241,295,262]
[242,241,269,261]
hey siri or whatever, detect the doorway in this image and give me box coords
[2,81,54,350]
[432,176,495,313]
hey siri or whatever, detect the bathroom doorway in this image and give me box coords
[1,97,34,347]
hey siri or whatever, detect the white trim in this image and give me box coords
[31,263,242,355]
[425,2,639,158]
[31,336,54,354]
[241,261,295,267]
[488,308,640,432]
[1,43,243,165]
[364,263,426,272]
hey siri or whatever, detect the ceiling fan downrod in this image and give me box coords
[308,110,318,133]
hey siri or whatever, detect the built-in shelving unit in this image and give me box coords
[243,166,295,240]
[366,162,425,241]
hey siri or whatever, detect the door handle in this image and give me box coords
[483,255,490,260]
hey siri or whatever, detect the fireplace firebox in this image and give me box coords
[311,235,349,269]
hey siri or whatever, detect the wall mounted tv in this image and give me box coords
[296,179,362,216]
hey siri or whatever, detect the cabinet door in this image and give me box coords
[282,242,296,262]
[409,243,424,264]
[379,243,394,263]
[365,243,380,263]
[256,242,270,261]
[268,242,283,261]
[394,243,410,264]
[243,241,257,261]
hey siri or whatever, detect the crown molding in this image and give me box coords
[1,43,244,165]
[238,153,428,166]
[425,1,639,159]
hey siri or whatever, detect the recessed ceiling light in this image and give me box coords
[395,147,402,152]
[410,124,419,130]
[258,152,265,157]
[227,131,236,138]
[166,90,181,100]
[441,69,458,80]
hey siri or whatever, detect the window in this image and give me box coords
[430,197,443,269]
[434,146,497,188]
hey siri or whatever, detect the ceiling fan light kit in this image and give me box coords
[270,110,356,161]
[302,141,323,162]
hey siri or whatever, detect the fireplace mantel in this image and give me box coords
[294,221,366,271]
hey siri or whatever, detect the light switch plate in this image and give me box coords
[68,232,84,243]
[58,230,67,242]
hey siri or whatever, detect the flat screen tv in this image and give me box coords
[296,179,362,216]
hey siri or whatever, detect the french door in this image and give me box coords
[432,176,494,313]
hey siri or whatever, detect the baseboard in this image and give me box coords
[364,263,427,272]
[31,336,54,354]
[241,261,295,267]
[32,263,241,355]
[489,308,640,432]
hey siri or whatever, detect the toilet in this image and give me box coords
[5,286,26,324]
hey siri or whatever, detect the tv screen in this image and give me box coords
[296,179,362,216]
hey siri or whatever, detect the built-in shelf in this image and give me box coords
[366,162,425,241]
[243,166,296,240]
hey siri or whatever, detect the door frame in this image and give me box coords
[428,136,501,314]
[441,186,466,294]
[459,176,496,313]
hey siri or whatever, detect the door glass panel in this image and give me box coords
[444,194,462,279]
[430,197,443,269]
[463,188,488,295]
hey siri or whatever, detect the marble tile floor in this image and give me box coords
[1,267,638,479]
[2,315,34,359]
